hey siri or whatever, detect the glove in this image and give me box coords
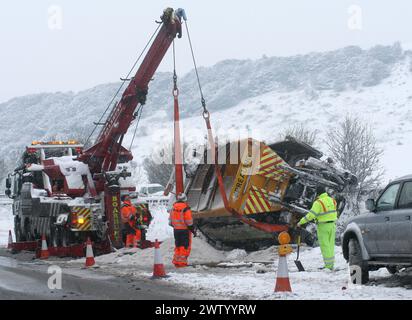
[188,225,197,237]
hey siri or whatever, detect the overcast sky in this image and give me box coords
[0,0,411,103]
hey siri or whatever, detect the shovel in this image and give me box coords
[294,234,305,272]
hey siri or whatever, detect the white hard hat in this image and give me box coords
[177,193,187,201]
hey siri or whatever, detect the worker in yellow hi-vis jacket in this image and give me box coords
[297,186,338,270]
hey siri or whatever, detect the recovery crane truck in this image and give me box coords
[5,8,186,251]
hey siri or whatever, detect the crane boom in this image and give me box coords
[80,8,183,176]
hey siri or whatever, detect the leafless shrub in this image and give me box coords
[143,142,190,187]
[279,124,318,146]
[326,115,384,216]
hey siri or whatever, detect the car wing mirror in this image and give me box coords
[365,199,376,212]
[6,177,11,189]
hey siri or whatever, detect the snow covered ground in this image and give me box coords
[1,203,411,299]
[77,241,411,300]
[65,205,412,300]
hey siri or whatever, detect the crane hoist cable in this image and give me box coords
[128,104,144,151]
[184,20,288,234]
[85,22,163,148]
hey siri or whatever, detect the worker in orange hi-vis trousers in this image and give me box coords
[169,193,196,268]
[121,195,137,248]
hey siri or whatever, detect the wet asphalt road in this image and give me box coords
[0,249,201,300]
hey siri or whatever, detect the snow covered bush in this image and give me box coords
[326,115,384,236]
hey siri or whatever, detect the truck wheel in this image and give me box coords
[348,238,369,284]
[51,226,60,247]
[61,228,71,247]
[14,217,24,242]
[386,266,399,275]
[24,220,33,241]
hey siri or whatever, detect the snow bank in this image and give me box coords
[145,204,173,242]
[226,249,248,261]
[71,237,227,270]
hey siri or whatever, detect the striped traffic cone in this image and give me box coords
[274,254,292,292]
[151,239,167,278]
[7,230,13,250]
[85,237,95,267]
[40,234,49,260]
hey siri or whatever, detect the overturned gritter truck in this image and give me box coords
[184,137,357,250]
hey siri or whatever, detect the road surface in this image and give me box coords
[0,249,208,300]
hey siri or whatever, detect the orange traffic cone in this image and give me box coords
[152,239,167,278]
[7,230,13,250]
[274,254,292,292]
[85,237,95,267]
[40,234,49,260]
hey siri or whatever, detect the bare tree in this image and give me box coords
[143,142,190,187]
[326,115,384,216]
[279,124,318,146]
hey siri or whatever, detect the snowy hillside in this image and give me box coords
[0,42,411,184]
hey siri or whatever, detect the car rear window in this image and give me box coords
[398,181,412,209]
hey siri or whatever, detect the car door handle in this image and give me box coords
[406,216,411,221]
[385,216,390,222]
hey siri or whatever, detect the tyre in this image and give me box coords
[50,225,61,247]
[386,266,399,275]
[24,219,33,241]
[14,217,24,242]
[348,238,369,284]
[61,228,72,247]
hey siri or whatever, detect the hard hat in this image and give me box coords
[316,185,326,195]
[121,194,130,202]
[177,193,187,202]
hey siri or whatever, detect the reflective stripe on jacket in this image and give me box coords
[170,201,193,230]
[299,193,337,225]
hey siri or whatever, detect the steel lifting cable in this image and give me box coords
[184,20,288,234]
[84,22,163,147]
[184,20,236,209]
[128,104,144,150]
[184,21,206,113]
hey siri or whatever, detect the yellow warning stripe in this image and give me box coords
[73,207,92,230]
[244,199,255,214]
[244,186,271,214]
[79,221,91,231]
[251,186,271,211]
[249,192,264,212]
[260,153,278,162]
